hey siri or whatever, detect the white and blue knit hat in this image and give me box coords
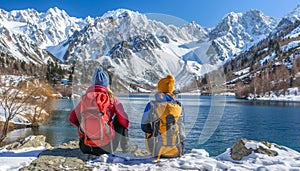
[91,66,109,87]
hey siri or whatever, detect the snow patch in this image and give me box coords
[234,67,250,76]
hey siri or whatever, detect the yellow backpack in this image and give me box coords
[148,101,183,161]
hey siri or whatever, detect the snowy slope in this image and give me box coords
[51,8,281,91]
[209,10,277,62]
[2,6,300,92]
[0,7,88,64]
[52,9,212,91]
[277,4,300,28]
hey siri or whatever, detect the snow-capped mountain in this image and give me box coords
[51,8,280,92]
[51,9,216,92]
[0,7,87,47]
[1,6,300,92]
[217,5,300,98]
[0,7,88,65]
[277,5,300,27]
[209,10,277,61]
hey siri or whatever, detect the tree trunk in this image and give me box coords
[31,122,39,128]
[0,120,10,142]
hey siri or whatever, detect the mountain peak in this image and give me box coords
[2,8,40,23]
[209,9,276,61]
[244,9,263,16]
[281,4,300,23]
[214,9,274,32]
[183,21,208,33]
[226,11,242,17]
[274,5,300,29]
[189,21,202,28]
[101,9,142,20]
[45,7,68,17]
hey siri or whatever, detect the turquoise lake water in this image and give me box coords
[6,95,300,156]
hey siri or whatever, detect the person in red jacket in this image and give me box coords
[69,66,137,155]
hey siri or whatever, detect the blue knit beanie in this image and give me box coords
[91,66,109,87]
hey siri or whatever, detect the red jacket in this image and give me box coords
[69,85,130,130]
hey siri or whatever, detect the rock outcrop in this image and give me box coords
[230,138,279,160]
[20,140,91,171]
[17,135,148,171]
[5,135,52,150]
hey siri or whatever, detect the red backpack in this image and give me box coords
[77,89,115,147]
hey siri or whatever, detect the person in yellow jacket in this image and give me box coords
[141,74,185,161]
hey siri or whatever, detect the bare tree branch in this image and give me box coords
[0,79,56,142]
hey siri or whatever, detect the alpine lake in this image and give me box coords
[5,94,300,156]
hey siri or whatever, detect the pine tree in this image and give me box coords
[13,62,19,71]
[21,61,26,71]
[292,57,300,87]
[274,65,289,93]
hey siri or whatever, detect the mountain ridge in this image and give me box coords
[0,6,300,93]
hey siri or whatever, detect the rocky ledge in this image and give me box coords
[11,135,148,171]
[1,135,292,170]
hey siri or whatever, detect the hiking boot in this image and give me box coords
[123,144,138,153]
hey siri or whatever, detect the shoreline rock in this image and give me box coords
[230,138,279,161]
[5,135,52,150]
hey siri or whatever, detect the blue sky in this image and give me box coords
[1,0,300,27]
